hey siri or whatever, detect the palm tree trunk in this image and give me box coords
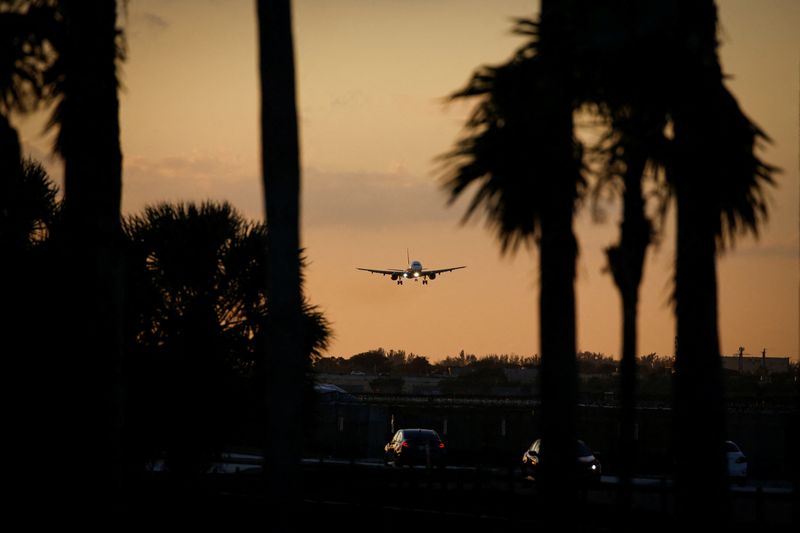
[538,198,578,518]
[673,177,728,525]
[536,88,579,523]
[257,1,304,529]
[0,113,23,249]
[57,0,125,515]
[618,277,639,507]
[606,150,649,515]
[535,1,580,523]
[670,0,729,525]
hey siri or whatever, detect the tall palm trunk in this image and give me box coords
[672,173,728,523]
[605,149,649,514]
[670,0,729,524]
[57,0,125,513]
[534,1,580,521]
[257,1,304,529]
[672,92,728,531]
[442,1,582,519]
[0,112,27,503]
[538,189,579,511]
[0,113,23,249]
[536,4,579,510]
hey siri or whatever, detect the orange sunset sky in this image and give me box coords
[15,0,799,361]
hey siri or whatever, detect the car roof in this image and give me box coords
[400,428,440,437]
[529,438,590,445]
[725,441,742,452]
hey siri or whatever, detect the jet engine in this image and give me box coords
[391,273,399,281]
[428,273,436,280]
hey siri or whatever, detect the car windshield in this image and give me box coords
[576,440,593,457]
[533,439,594,457]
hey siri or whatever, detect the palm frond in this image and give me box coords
[441,47,584,254]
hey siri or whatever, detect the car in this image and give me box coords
[521,438,602,483]
[725,440,748,484]
[384,428,446,468]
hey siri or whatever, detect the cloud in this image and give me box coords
[121,155,467,229]
[329,90,370,110]
[726,236,799,259]
[123,153,263,218]
[140,12,169,32]
[303,168,462,228]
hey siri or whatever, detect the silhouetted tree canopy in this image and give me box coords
[1,157,59,250]
[122,201,330,474]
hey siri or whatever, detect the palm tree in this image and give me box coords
[45,0,126,512]
[0,114,24,246]
[583,6,672,509]
[0,2,62,512]
[1,157,60,247]
[666,1,774,524]
[442,3,583,516]
[257,0,305,527]
[0,0,54,252]
[596,113,658,514]
[122,201,330,480]
[583,3,773,523]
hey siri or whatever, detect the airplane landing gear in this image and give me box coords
[422,280,428,285]
[397,280,403,285]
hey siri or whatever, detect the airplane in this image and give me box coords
[357,251,466,285]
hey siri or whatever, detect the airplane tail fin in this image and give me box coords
[407,248,410,267]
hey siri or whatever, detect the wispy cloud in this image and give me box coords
[123,155,469,229]
[140,12,169,32]
[303,168,460,228]
[126,10,170,40]
[329,90,370,110]
[123,153,262,218]
[726,235,799,259]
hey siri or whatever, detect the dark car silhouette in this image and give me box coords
[384,428,446,468]
[725,440,748,484]
[521,438,602,482]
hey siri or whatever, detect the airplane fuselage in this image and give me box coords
[357,256,465,285]
[403,260,423,279]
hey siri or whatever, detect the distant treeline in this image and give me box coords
[314,347,675,377]
[315,348,797,403]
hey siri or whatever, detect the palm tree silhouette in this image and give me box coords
[445,3,774,525]
[442,3,584,516]
[122,201,330,481]
[257,0,306,528]
[573,3,773,522]
[596,110,661,514]
[0,1,55,252]
[666,0,774,524]
[45,0,127,513]
[1,158,60,248]
[1,2,64,513]
[580,4,672,511]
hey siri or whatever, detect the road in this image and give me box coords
[138,454,796,529]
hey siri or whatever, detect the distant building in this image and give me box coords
[317,373,372,393]
[721,348,791,375]
[316,373,444,394]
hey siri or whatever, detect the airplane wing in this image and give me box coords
[422,266,466,275]
[357,268,405,276]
